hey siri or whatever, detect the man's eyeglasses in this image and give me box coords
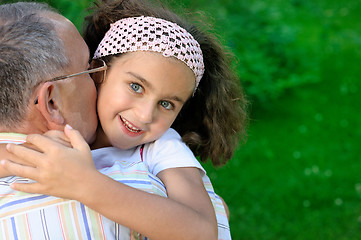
[45,58,107,83]
[34,59,107,104]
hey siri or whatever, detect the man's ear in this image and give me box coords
[36,82,65,126]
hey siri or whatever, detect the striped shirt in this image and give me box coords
[0,133,167,240]
[202,175,231,240]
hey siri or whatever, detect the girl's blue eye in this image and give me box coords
[130,83,143,93]
[159,100,173,110]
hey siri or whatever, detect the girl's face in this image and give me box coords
[97,51,195,149]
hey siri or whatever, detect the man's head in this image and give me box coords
[0,2,98,143]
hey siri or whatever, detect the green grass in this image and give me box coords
[199,0,361,239]
[204,73,361,239]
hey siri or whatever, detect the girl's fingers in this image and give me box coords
[6,143,43,166]
[0,159,39,180]
[44,130,72,147]
[10,182,42,194]
[25,134,64,153]
[64,125,90,151]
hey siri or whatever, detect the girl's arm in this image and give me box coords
[1,126,217,240]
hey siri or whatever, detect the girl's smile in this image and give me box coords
[119,115,143,135]
[96,51,196,150]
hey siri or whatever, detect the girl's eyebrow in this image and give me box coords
[168,96,185,104]
[126,71,186,104]
[126,71,152,89]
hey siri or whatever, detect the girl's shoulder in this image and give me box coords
[150,128,190,155]
[143,128,205,176]
[156,128,181,142]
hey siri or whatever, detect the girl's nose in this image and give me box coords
[135,101,156,124]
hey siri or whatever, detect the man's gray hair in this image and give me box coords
[0,2,68,127]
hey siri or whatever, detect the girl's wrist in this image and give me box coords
[74,169,109,205]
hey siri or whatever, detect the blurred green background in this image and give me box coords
[3,0,361,238]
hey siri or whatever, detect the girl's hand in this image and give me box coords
[43,129,72,148]
[0,130,71,176]
[0,125,96,200]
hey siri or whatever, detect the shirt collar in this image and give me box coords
[0,132,27,144]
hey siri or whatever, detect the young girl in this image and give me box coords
[3,0,247,239]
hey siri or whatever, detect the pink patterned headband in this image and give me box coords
[93,16,204,90]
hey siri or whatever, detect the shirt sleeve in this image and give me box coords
[142,128,205,176]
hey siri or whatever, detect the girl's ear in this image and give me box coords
[90,59,106,89]
[36,82,65,126]
[92,71,104,89]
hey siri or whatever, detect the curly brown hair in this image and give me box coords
[84,0,248,166]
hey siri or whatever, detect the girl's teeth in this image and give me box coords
[122,117,141,132]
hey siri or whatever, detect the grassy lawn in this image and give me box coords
[4,0,360,238]
[197,0,361,239]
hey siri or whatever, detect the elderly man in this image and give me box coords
[0,2,165,239]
